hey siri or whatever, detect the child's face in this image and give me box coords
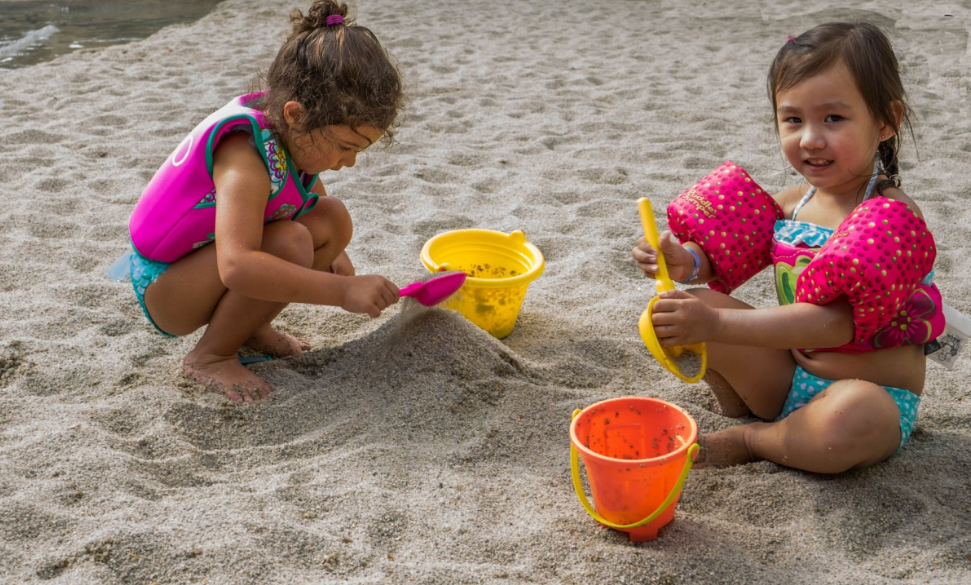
[775,62,891,196]
[288,125,383,174]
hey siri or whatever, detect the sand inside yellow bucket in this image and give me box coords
[420,229,544,339]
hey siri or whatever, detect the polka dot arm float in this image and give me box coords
[794,197,946,351]
[667,161,783,294]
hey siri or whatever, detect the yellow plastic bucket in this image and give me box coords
[420,229,544,339]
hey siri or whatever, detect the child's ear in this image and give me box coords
[878,100,905,142]
[283,101,306,130]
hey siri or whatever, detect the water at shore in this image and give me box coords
[0,0,223,68]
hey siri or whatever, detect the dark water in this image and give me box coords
[0,0,223,69]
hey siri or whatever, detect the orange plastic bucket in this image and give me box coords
[569,397,699,542]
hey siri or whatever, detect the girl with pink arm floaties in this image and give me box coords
[633,22,946,473]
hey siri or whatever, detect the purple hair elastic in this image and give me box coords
[325,14,344,26]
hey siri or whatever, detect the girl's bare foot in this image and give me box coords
[694,425,759,468]
[183,353,272,402]
[244,325,310,358]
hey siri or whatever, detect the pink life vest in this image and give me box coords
[128,92,320,263]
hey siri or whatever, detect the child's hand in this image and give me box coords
[632,231,696,283]
[650,289,719,346]
[340,275,399,317]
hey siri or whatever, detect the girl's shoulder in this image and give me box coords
[772,184,811,218]
[875,181,924,220]
[214,130,265,168]
[212,131,273,195]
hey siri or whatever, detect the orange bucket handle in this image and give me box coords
[569,408,700,530]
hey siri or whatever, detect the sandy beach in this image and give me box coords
[1,0,970,583]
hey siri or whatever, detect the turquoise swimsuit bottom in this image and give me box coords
[110,248,272,365]
[117,249,175,337]
[776,366,920,453]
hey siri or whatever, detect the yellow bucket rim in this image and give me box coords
[420,229,545,289]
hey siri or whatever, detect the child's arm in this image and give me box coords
[651,290,855,350]
[210,133,397,315]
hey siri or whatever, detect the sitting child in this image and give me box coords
[632,22,945,473]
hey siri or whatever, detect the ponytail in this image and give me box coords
[875,137,902,195]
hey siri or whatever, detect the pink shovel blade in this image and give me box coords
[399,271,467,306]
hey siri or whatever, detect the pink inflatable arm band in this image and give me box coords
[795,197,943,347]
[667,161,783,294]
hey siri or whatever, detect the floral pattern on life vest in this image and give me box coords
[192,232,215,250]
[871,286,940,348]
[194,187,217,209]
[266,204,296,223]
[262,129,288,195]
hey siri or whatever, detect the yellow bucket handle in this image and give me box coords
[569,408,700,530]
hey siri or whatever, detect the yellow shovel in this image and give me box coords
[637,197,707,383]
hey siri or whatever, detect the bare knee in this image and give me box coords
[262,220,314,267]
[298,196,353,251]
[811,381,900,468]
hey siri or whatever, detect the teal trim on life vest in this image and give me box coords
[285,154,321,219]
[204,114,287,201]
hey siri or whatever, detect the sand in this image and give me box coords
[1,0,970,583]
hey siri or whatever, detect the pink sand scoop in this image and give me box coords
[399,271,466,306]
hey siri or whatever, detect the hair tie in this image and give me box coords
[786,36,795,44]
[325,14,344,27]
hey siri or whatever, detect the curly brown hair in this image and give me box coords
[257,1,404,149]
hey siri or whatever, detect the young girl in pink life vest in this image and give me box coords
[121,1,403,401]
[632,22,946,473]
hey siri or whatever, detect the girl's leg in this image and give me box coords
[688,288,796,419]
[240,197,354,356]
[144,220,317,401]
[294,196,354,273]
[226,196,356,358]
[703,380,902,472]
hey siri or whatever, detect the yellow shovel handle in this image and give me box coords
[638,197,675,294]
[569,408,700,530]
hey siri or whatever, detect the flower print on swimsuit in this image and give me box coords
[794,197,945,350]
[630,21,948,474]
[773,254,812,305]
[775,62,892,200]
